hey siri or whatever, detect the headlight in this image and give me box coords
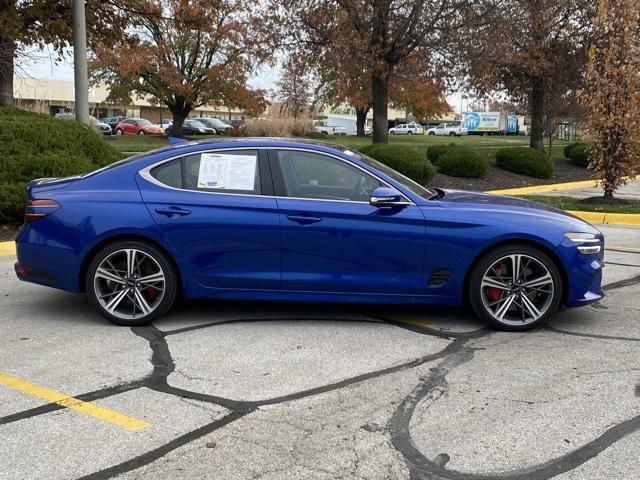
[564,232,602,254]
[564,232,600,243]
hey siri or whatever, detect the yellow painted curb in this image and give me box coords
[0,241,16,256]
[567,210,640,226]
[488,179,601,196]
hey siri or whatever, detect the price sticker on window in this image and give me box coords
[197,153,257,190]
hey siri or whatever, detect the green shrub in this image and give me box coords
[359,144,434,185]
[437,147,489,178]
[305,131,329,140]
[426,143,455,165]
[567,143,591,168]
[495,147,553,178]
[0,108,122,220]
[563,141,584,158]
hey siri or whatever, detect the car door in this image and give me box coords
[137,148,281,291]
[270,148,427,295]
[121,119,135,134]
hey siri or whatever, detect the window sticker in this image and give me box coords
[197,153,257,190]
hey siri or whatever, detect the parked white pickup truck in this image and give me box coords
[427,123,468,137]
[313,121,347,135]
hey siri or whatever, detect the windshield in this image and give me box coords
[190,120,206,128]
[347,150,438,200]
[137,119,152,126]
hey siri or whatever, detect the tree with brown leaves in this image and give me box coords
[274,0,469,143]
[457,0,595,152]
[0,1,72,107]
[583,0,640,199]
[91,0,269,136]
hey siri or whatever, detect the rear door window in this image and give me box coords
[149,150,262,195]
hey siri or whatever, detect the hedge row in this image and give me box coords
[359,144,434,185]
[427,144,488,178]
[0,108,122,220]
[564,142,592,168]
[495,147,553,178]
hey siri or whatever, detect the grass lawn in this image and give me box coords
[104,133,571,158]
[517,195,640,214]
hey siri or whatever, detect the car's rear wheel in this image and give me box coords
[468,244,563,331]
[86,241,177,326]
[115,129,123,135]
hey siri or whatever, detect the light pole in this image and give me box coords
[73,0,89,124]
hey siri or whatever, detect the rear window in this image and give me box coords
[149,150,261,195]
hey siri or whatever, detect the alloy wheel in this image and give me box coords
[480,254,554,326]
[93,248,165,320]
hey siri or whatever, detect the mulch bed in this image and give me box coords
[0,224,20,242]
[432,157,593,192]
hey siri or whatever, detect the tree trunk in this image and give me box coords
[547,113,553,160]
[169,105,189,137]
[355,107,369,137]
[0,36,15,108]
[529,76,545,152]
[372,74,389,144]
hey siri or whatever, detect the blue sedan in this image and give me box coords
[15,139,604,330]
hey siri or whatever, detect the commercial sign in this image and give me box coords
[464,112,501,132]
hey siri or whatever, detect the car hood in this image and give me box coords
[436,189,595,227]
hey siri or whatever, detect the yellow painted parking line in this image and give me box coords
[0,371,148,431]
[392,317,435,329]
[0,241,16,256]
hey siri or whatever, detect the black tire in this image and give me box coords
[138,130,145,135]
[86,240,178,326]
[115,129,123,135]
[468,244,563,331]
[449,132,456,136]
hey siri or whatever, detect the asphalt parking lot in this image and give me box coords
[1,224,639,480]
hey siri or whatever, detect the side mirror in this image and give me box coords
[370,187,410,208]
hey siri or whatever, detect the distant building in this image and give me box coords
[13,76,245,122]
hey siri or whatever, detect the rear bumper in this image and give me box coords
[15,229,82,293]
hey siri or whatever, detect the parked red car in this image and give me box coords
[114,118,164,136]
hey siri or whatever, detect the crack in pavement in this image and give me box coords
[387,332,640,480]
[3,268,640,480]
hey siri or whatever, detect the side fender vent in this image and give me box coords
[428,268,452,287]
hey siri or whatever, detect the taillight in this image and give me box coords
[25,199,60,223]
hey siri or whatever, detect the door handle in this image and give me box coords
[155,207,191,217]
[286,214,322,225]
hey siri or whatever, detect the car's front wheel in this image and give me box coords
[115,129,123,135]
[86,241,177,326]
[468,244,563,331]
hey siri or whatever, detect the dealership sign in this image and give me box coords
[464,112,501,132]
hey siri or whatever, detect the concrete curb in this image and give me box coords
[487,179,601,196]
[0,241,16,256]
[566,210,640,227]
[488,179,640,227]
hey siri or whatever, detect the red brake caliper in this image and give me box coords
[145,287,158,301]
[486,265,502,302]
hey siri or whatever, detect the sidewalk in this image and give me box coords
[543,179,640,200]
